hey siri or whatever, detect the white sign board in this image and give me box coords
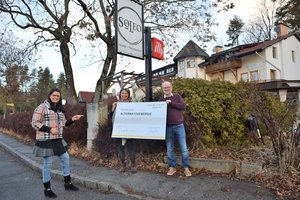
[115,0,144,59]
[112,102,167,140]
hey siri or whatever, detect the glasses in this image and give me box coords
[51,94,61,98]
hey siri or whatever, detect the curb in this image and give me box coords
[169,156,263,176]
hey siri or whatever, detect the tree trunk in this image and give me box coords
[93,44,116,103]
[60,42,77,104]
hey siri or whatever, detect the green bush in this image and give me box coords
[171,79,248,147]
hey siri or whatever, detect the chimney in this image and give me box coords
[214,46,223,53]
[275,23,289,37]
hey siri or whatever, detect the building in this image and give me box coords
[202,23,300,102]
[173,40,209,79]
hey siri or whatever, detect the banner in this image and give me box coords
[112,102,167,140]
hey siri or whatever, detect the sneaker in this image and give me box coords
[167,167,176,176]
[184,168,192,177]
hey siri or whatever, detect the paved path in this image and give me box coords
[0,133,278,200]
[0,147,137,200]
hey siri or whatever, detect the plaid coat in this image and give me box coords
[32,100,67,141]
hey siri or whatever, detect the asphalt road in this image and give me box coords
[0,147,137,200]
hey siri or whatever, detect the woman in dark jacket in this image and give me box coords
[112,88,137,173]
[32,88,83,198]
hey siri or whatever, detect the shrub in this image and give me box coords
[0,104,87,144]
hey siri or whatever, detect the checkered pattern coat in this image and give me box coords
[32,100,67,141]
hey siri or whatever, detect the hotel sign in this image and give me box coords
[115,0,144,59]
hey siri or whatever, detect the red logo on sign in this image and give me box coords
[152,38,164,60]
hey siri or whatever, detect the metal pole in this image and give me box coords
[145,27,153,101]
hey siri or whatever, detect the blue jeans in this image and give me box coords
[166,123,190,168]
[42,152,70,183]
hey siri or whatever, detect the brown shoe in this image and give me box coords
[167,167,176,176]
[130,166,137,174]
[184,168,192,177]
[119,163,126,173]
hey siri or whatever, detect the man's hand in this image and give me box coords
[166,100,171,104]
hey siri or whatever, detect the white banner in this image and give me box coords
[112,102,167,140]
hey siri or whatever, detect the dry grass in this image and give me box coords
[0,128,34,145]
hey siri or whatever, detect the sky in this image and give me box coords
[2,0,260,94]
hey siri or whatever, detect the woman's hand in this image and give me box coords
[50,128,58,135]
[72,115,84,121]
[112,102,117,111]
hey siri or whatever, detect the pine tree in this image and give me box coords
[225,15,245,47]
[276,0,300,30]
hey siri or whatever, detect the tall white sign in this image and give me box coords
[115,0,144,59]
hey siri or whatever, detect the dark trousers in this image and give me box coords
[118,139,136,166]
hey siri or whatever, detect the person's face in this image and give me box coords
[49,91,61,104]
[162,82,172,96]
[120,90,129,101]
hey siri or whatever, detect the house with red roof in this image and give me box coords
[200,23,300,102]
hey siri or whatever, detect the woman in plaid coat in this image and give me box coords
[32,88,83,198]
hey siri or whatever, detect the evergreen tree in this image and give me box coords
[276,0,300,30]
[30,67,56,105]
[225,15,244,47]
[56,72,68,103]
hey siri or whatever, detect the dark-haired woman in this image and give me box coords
[112,88,137,173]
[32,88,83,198]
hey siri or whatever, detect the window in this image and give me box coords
[187,61,191,68]
[250,71,259,81]
[270,69,276,80]
[272,47,277,58]
[159,71,165,75]
[166,67,174,74]
[179,60,184,70]
[187,59,195,68]
[292,50,295,62]
[241,73,249,82]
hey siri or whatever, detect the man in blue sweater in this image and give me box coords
[161,81,192,177]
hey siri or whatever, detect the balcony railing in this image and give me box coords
[206,59,242,73]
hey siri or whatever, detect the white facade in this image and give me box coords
[234,34,300,83]
[177,56,206,79]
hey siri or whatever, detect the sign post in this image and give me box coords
[115,0,164,102]
[145,27,153,101]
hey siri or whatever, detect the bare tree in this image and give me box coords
[242,0,278,43]
[76,0,234,102]
[0,0,86,104]
[244,83,300,172]
[0,34,32,111]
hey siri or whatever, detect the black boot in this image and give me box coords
[43,181,57,198]
[64,175,79,191]
[119,163,126,173]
